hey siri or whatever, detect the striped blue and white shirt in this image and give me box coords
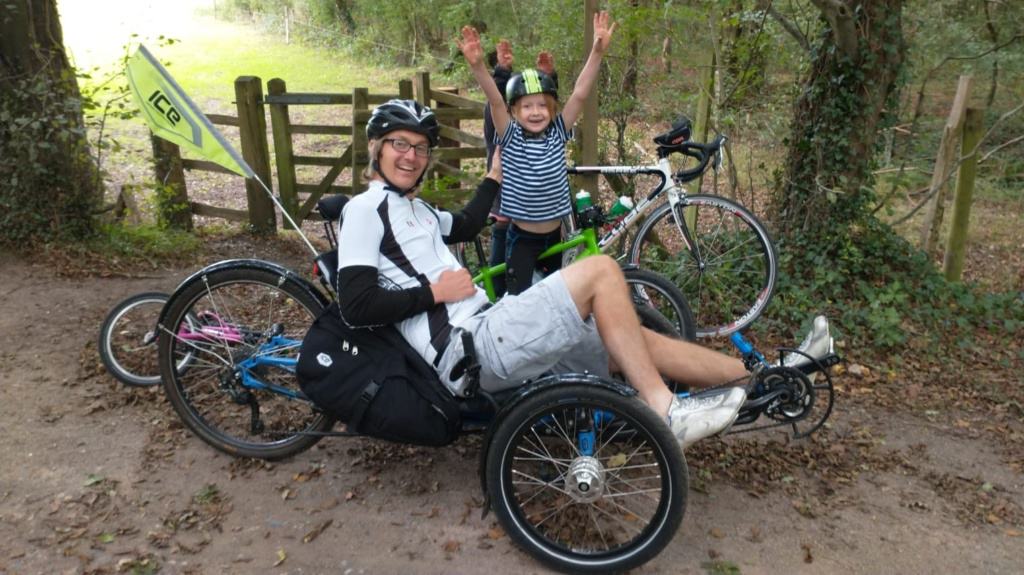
[497,115,573,222]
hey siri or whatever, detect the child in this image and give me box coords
[459,11,616,295]
[484,40,559,297]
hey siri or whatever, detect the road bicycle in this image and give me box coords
[456,200,698,341]
[564,123,776,338]
[151,194,836,573]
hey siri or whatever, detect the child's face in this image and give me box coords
[512,93,552,134]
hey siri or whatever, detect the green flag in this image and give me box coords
[126,45,254,178]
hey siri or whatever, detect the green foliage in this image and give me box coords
[0,72,100,245]
[150,182,192,229]
[766,216,1024,352]
[88,222,201,263]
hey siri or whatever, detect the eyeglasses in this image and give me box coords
[384,138,431,158]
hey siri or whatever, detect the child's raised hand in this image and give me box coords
[592,11,616,54]
[496,40,514,69]
[458,26,484,66]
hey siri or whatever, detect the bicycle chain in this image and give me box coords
[686,365,831,438]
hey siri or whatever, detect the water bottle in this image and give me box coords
[575,190,592,211]
[608,196,634,219]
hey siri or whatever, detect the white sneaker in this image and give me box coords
[667,387,746,449]
[776,315,833,368]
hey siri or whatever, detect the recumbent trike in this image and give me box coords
[153,191,839,574]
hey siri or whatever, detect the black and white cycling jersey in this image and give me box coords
[336,179,495,368]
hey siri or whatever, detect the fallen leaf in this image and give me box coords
[442,540,460,553]
[709,528,725,539]
[607,453,628,468]
[802,543,814,563]
[84,474,104,487]
[273,548,286,567]
[487,527,504,540]
[302,520,333,543]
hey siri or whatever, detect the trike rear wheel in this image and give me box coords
[485,384,686,573]
[157,265,333,460]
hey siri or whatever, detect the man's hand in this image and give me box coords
[496,39,514,69]
[536,51,555,76]
[458,26,485,67]
[431,268,477,303]
[487,146,502,183]
[592,11,616,54]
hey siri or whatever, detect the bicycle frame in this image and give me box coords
[471,155,699,302]
[570,158,697,262]
[471,224,603,301]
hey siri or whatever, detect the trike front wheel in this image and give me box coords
[485,384,687,573]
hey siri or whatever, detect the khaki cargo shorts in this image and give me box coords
[439,271,611,393]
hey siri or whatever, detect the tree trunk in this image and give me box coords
[772,0,905,239]
[0,0,100,243]
[720,0,768,109]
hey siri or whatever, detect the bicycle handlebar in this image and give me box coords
[658,134,727,183]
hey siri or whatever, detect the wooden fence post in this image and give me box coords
[943,107,984,282]
[414,71,430,108]
[267,78,299,230]
[436,86,462,177]
[149,132,192,231]
[235,76,276,234]
[920,75,972,255]
[413,72,441,181]
[577,0,599,195]
[399,79,413,100]
[351,87,369,191]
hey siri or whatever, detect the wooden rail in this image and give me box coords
[149,71,488,231]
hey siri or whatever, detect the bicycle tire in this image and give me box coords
[157,266,333,460]
[623,268,697,341]
[99,292,171,386]
[629,195,776,337]
[485,384,687,573]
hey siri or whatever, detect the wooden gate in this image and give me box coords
[150,72,489,231]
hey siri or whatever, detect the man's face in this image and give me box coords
[375,129,430,191]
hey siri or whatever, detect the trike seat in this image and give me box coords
[316,193,349,222]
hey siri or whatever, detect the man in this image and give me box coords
[336,100,804,448]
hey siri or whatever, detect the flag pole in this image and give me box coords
[252,175,319,257]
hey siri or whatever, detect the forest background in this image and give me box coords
[0,1,1023,572]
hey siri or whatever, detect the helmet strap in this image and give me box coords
[373,149,426,196]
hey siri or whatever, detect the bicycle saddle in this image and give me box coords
[653,116,692,146]
[316,194,350,222]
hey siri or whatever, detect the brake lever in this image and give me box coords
[712,134,727,173]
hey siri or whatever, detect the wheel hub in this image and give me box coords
[566,456,605,503]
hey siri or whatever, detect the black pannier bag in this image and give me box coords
[296,302,461,446]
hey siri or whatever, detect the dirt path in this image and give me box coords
[1,248,1021,575]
